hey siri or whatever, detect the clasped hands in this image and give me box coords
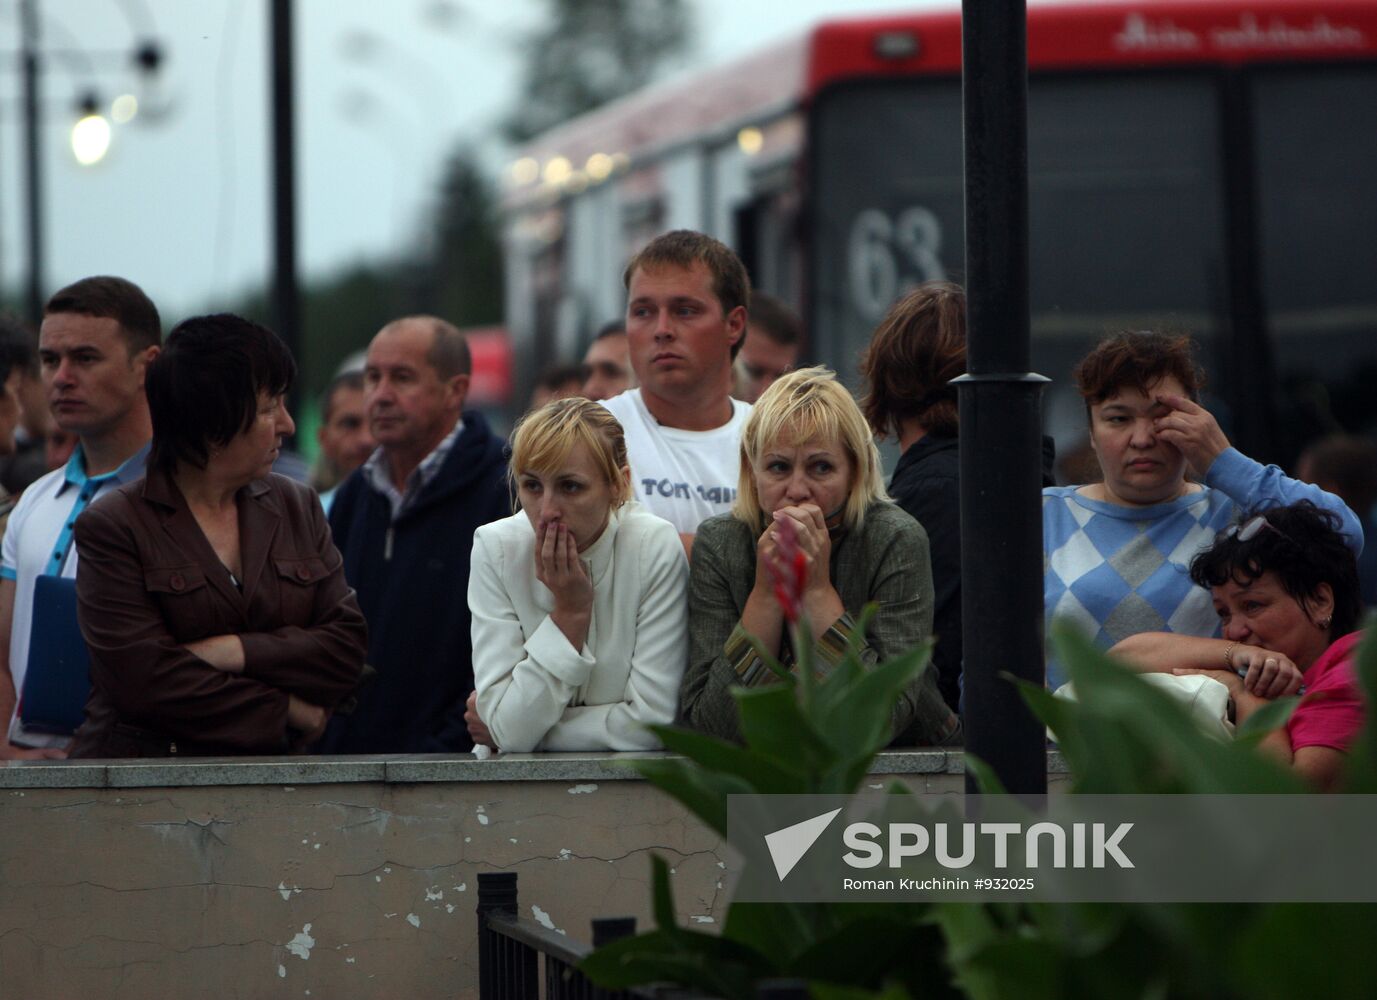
[1173,644,1303,701]
[754,503,843,629]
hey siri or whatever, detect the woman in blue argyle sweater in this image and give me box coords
[1043,332,1361,689]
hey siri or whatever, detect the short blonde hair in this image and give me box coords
[732,366,887,533]
[509,398,630,506]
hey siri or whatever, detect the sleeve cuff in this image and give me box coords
[525,615,595,688]
[0,566,15,581]
[727,623,774,687]
[815,614,863,676]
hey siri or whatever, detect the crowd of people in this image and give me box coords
[0,229,1367,788]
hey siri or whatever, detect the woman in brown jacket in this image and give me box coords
[68,314,367,758]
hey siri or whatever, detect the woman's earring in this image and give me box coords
[1318,615,1333,630]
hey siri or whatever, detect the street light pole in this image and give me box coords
[955,0,1049,797]
[270,0,301,418]
[21,0,44,324]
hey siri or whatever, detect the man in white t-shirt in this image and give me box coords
[602,231,751,552]
[0,276,161,758]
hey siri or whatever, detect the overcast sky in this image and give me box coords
[0,0,930,321]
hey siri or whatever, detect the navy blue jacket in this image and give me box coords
[321,412,510,753]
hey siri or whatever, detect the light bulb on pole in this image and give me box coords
[71,92,111,165]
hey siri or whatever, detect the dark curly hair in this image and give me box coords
[1073,330,1204,418]
[1189,500,1362,640]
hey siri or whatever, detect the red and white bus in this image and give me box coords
[500,0,1377,466]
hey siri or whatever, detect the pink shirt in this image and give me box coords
[1287,631,1365,753]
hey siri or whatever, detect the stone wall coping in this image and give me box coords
[0,749,1070,789]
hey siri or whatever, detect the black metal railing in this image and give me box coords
[476,871,807,1000]
[477,871,646,1000]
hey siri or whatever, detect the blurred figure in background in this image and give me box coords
[0,316,47,495]
[734,292,801,404]
[312,371,375,516]
[858,281,967,713]
[529,363,587,410]
[1296,434,1377,606]
[581,321,633,401]
[0,322,37,533]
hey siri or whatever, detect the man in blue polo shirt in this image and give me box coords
[0,276,161,758]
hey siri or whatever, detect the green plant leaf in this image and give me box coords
[581,855,777,1000]
[630,755,755,837]
[1234,695,1298,743]
[734,683,834,776]
[652,725,810,794]
[1337,623,1377,792]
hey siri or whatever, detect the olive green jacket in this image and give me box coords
[680,500,959,745]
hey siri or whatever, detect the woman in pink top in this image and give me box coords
[1111,500,1365,789]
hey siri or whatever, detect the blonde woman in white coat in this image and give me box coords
[466,398,688,752]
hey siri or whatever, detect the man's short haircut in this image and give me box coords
[0,316,37,381]
[623,230,751,360]
[859,281,966,440]
[321,370,366,423]
[1073,330,1204,417]
[747,292,801,347]
[509,396,631,508]
[1190,500,1362,639]
[380,315,471,380]
[593,320,625,341]
[147,314,296,475]
[43,275,161,353]
[732,365,887,534]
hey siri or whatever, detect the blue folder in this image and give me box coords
[19,575,92,736]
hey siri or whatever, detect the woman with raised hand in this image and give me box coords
[1043,331,1361,689]
[1109,501,1365,789]
[466,398,687,752]
[70,315,367,758]
[680,365,959,746]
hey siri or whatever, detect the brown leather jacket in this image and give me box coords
[68,468,367,759]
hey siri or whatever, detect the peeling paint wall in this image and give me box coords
[0,760,1030,998]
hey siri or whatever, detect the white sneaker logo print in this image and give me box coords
[763,808,842,881]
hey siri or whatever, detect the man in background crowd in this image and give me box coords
[323,315,508,753]
[312,370,375,515]
[0,318,48,494]
[529,363,586,410]
[733,291,801,404]
[0,276,161,759]
[0,322,37,531]
[1297,434,1377,606]
[581,320,634,401]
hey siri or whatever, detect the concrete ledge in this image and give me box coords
[0,749,1070,788]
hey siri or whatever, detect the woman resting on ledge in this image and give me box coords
[466,398,687,752]
[70,315,368,758]
[1109,501,1366,789]
[680,366,959,746]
